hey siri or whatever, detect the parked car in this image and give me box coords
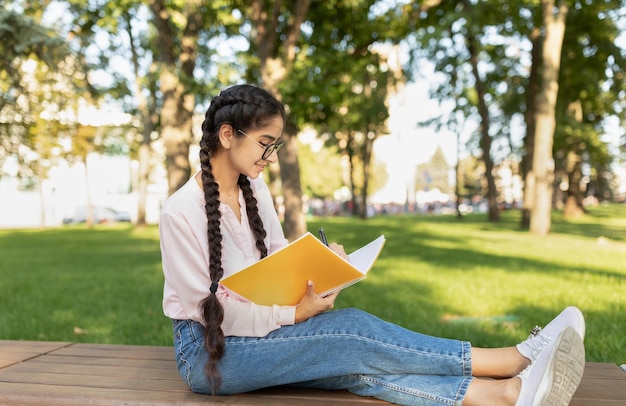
[63,207,131,224]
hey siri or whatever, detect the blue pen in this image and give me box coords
[318,228,329,246]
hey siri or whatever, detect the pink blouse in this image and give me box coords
[160,174,296,337]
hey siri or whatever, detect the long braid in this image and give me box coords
[198,84,284,394]
[239,174,268,258]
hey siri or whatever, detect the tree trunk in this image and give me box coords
[251,0,312,240]
[455,129,463,218]
[530,0,568,235]
[359,134,374,219]
[126,13,156,226]
[346,133,358,216]
[149,0,199,196]
[161,69,193,196]
[84,155,94,228]
[463,8,499,222]
[563,150,585,218]
[137,142,151,226]
[278,122,307,241]
[562,100,585,218]
[521,27,542,229]
[37,165,46,228]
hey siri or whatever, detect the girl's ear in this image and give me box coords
[218,124,235,149]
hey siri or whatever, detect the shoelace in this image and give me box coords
[525,325,552,359]
[517,326,550,379]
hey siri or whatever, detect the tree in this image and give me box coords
[0,8,72,183]
[240,0,312,240]
[461,0,499,221]
[282,1,396,219]
[408,1,524,222]
[147,0,201,196]
[0,6,84,227]
[520,24,542,228]
[121,7,159,226]
[529,0,568,235]
[553,1,624,216]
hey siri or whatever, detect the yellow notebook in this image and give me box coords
[221,232,386,306]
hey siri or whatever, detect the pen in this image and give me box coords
[318,228,329,246]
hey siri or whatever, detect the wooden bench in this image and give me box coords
[1,340,624,405]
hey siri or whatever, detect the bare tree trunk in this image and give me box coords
[462,4,499,222]
[37,158,46,228]
[359,134,374,219]
[346,132,358,216]
[562,100,585,218]
[84,155,94,228]
[137,143,151,225]
[530,0,568,235]
[149,0,200,196]
[521,27,542,229]
[455,130,463,218]
[125,13,157,226]
[278,122,306,240]
[563,150,585,217]
[251,0,312,241]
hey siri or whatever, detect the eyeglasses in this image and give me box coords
[236,129,284,160]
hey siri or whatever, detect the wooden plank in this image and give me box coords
[1,341,624,406]
[51,344,175,361]
[0,370,190,392]
[0,383,387,406]
[0,341,71,354]
[4,361,183,381]
[0,341,72,370]
[570,362,626,405]
[29,354,175,370]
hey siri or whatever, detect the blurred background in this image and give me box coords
[1,0,625,238]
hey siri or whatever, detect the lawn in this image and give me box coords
[0,204,624,365]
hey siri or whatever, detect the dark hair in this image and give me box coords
[198,84,286,393]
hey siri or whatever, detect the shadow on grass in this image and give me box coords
[308,210,626,363]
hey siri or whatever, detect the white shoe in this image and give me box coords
[517,306,585,363]
[516,327,585,406]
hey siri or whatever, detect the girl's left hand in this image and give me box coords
[294,280,340,323]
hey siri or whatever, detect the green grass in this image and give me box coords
[1,204,624,364]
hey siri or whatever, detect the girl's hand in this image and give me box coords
[328,242,350,261]
[294,280,340,323]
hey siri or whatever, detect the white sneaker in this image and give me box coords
[516,327,585,406]
[517,306,585,363]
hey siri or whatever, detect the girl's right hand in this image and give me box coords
[294,280,340,323]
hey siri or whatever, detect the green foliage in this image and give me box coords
[0,7,78,185]
[297,140,344,198]
[1,205,625,363]
[410,0,625,201]
[0,9,70,93]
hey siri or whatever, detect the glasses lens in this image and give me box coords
[262,141,284,160]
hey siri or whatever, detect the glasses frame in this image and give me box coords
[236,128,284,160]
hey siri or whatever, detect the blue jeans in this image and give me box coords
[172,308,473,405]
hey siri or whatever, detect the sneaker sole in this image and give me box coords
[535,327,586,406]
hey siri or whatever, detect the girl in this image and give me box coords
[159,84,586,406]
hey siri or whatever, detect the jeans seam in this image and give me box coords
[234,332,463,361]
[174,322,192,388]
[356,374,458,405]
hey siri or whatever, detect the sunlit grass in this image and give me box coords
[0,204,624,365]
